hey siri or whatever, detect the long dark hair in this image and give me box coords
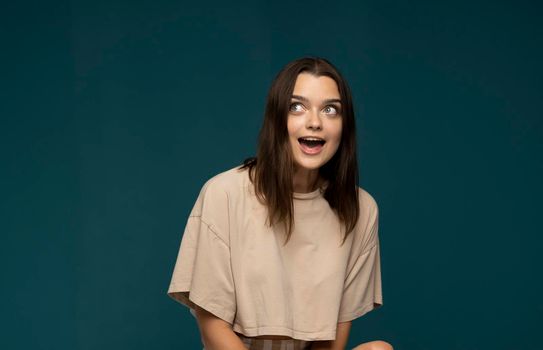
[239,57,359,246]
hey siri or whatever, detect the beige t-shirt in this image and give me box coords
[166,165,383,341]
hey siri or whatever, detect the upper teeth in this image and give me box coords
[301,137,323,141]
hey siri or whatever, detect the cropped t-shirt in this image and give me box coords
[166,165,383,341]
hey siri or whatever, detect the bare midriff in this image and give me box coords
[235,332,293,340]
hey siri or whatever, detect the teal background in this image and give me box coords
[2,0,542,349]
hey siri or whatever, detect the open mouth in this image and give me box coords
[298,137,326,148]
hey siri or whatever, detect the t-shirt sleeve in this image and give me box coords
[166,179,236,324]
[337,197,383,323]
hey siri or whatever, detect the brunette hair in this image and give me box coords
[239,57,360,246]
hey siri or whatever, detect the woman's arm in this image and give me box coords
[194,305,248,350]
[310,321,352,350]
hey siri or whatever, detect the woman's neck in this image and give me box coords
[292,167,322,193]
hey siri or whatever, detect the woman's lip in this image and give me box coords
[298,140,323,155]
[298,137,326,143]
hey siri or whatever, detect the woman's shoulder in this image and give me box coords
[199,164,250,197]
[189,164,249,223]
[356,186,379,230]
[351,186,380,253]
[357,186,378,213]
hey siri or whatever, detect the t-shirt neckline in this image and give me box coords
[292,181,328,200]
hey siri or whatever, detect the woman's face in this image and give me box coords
[287,73,343,173]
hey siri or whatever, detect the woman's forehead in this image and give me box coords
[291,73,340,100]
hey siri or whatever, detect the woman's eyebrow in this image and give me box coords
[291,95,342,104]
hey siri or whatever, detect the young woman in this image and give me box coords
[167,57,393,350]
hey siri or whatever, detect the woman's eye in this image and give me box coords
[324,105,339,115]
[289,103,304,112]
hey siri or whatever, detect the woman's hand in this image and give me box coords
[352,341,394,350]
[310,322,393,350]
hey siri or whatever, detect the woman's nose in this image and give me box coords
[306,109,322,130]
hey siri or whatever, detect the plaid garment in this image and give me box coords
[203,332,313,350]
